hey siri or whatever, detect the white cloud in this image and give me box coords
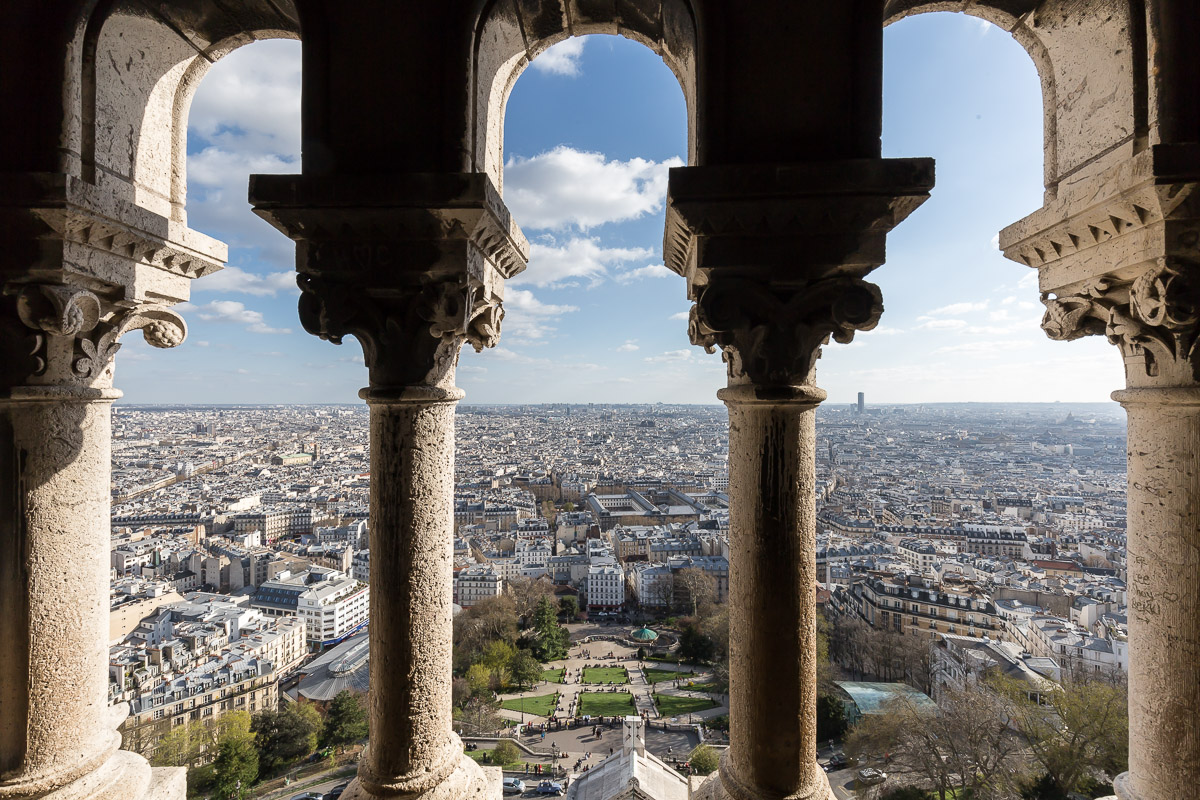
[989,309,1013,321]
[1017,271,1039,289]
[858,326,905,336]
[924,300,989,317]
[186,40,302,269]
[189,39,302,157]
[504,147,683,231]
[191,300,291,334]
[194,265,296,296]
[488,347,552,366]
[935,340,1033,355]
[530,37,587,77]
[194,340,210,348]
[616,340,639,352]
[1001,295,1017,305]
[668,311,691,321]
[458,364,487,375]
[501,288,579,341]
[990,232,1000,250]
[916,318,969,331]
[644,349,694,364]
[511,237,653,288]
[615,264,674,283]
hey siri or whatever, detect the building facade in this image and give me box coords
[2,3,1198,800]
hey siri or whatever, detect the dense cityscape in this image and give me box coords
[105,400,1131,799]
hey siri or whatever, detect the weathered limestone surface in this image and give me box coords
[251,172,524,800]
[1003,146,1200,800]
[672,160,933,800]
[352,388,494,800]
[1112,389,1200,800]
[704,385,832,800]
[0,167,212,800]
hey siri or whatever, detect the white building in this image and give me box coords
[251,566,369,648]
[455,564,503,608]
[588,564,625,611]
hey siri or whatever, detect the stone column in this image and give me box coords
[250,172,527,800]
[1112,388,1200,800]
[0,285,191,800]
[665,160,933,800]
[1000,144,1200,800]
[359,387,464,798]
[720,384,826,799]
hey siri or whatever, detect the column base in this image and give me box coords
[689,767,835,800]
[1112,772,1139,800]
[0,750,181,800]
[341,754,501,800]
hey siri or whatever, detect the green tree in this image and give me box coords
[559,595,579,620]
[997,675,1128,796]
[252,702,323,773]
[678,625,715,662]
[816,693,847,742]
[530,596,568,661]
[213,722,258,800]
[491,739,521,767]
[466,663,493,696]
[511,649,543,689]
[321,690,368,750]
[689,744,719,775]
[153,721,201,768]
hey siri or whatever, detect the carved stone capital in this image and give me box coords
[250,172,528,389]
[1002,145,1200,387]
[2,282,187,390]
[665,159,933,387]
[689,275,883,386]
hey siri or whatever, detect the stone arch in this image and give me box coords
[470,0,699,192]
[76,0,301,221]
[884,0,1145,200]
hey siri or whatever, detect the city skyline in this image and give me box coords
[112,13,1124,405]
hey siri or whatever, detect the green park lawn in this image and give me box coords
[542,668,565,684]
[653,693,717,717]
[500,693,559,717]
[578,691,636,716]
[643,667,695,684]
[582,666,629,684]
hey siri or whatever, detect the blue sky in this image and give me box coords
[115,13,1124,405]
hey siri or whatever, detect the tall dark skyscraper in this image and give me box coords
[857,392,865,414]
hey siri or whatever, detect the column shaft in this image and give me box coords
[355,387,491,800]
[1114,388,1200,800]
[719,386,829,800]
[0,388,147,799]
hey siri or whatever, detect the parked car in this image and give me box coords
[537,781,565,795]
[822,753,849,772]
[502,777,526,795]
[856,768,887,786]
[323,783,350,800]
[291,793,324,800]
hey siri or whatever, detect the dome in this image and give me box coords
[631,627,659,642]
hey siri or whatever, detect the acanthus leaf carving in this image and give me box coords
[690,275,883,387]
[6,283,187,387]
[1041,259,1200,381]
[297,273,506,387]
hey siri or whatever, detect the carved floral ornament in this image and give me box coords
[688,275,884,386]
[9,283,186,385]
[296,274,505,387]
[1040,259,1200,380]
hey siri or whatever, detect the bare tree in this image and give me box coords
[505,575,556,621]
[674,567,716,616]
[846,684,1026,800]
[642,572,674,611]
